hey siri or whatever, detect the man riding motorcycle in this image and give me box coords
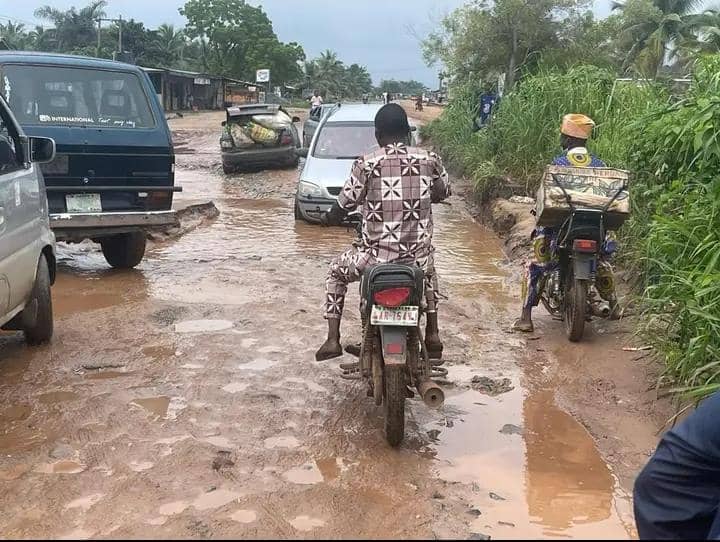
[315,103,451,361]
[513,114,620,333]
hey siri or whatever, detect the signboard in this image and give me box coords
[194,77,211,86]
[256,69,270,83]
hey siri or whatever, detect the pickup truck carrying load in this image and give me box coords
[0,52,180,269]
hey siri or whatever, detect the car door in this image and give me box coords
[0,98,41,314]
[303,108,321,146]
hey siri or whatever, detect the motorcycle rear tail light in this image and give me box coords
[573,239,598,253]
[373,287,411,307]
[385,342,405,355]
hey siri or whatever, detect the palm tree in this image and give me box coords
[35,1,107,52]
[153,24,186,66]
[0,21,28,50]
[315,50,345,98]
[614,0,711,77]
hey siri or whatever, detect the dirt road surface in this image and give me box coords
[0,110,659,539]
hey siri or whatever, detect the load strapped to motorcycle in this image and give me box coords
[533,165,631,341]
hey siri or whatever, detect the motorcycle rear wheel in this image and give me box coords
[565,277,587,342]
[384,365,406,447]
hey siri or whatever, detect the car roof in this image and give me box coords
[0,51,146,73]
[325,103,384,123]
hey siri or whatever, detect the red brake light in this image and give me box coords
[373,287,411,308]
[280,132,293,145]
[573,239,598,253]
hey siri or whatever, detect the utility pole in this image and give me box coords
[95,16,124,60]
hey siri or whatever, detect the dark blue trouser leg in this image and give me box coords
[634,391,720,539]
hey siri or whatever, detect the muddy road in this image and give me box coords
[0,111,653,539]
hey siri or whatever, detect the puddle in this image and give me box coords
[222,382,249,394]
[264,436,301,449]
[129,461,154,472]
[181,363,205,370]
[316,457,341,481]
[146,516,168,526]
[85,370,134,380]
[132,396,170,419]
[204,436,232,448]
[58,527,95,540]
[432,387,632,538]
[282,377,329,394]
[37,391,79,405]
[65,493,105,511]
[238,358,278,371]
[230,509,257,524]
[282,462,324,485]
[142,344,177,361]
[174,319,234,333]
[289,515,326,532]
[158,501,188,516]
[34,460,85,474]
[0,404,31,422]
[192,489,241,511]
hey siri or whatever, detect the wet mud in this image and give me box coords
[0,111,654,539]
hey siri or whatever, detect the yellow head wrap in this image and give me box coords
[561,114,595,139]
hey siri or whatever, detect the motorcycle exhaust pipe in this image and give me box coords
[417,379,445,409]
[591,301,611,318]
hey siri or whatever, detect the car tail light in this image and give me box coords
[146,190,172,210]
[385,342,405,355]
[573,239,598,253]
[280,132,293,145]
[373,287,410,307]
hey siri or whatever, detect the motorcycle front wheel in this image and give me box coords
[565,277,588,342]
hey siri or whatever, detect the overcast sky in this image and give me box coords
[4,0,614,86]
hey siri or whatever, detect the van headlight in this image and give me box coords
[298,181,323,198]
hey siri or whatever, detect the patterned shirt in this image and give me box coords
[552,147,606,167]
[338,142,451,263]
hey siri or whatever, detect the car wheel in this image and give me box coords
[100,232,146,269]
[23,254,53,345]
[294,200,302,220]
[222,163,234,175]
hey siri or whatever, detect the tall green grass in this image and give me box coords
[427,59,720,403]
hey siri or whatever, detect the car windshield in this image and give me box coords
[313,122,378,159]
[1,64,155,129]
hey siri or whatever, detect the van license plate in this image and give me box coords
[66,194,102,213]
[371,305,419,327]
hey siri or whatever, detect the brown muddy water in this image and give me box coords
[0,120,635,539]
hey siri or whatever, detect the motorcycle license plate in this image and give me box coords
[371,305,419,327]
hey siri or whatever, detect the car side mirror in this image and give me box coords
[296,148,308,158]
[292,116,301,123]
[221,120,227,127]
[29,136,56,164]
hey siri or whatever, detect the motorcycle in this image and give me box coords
[339,215,446,446]
[538,173,627,342]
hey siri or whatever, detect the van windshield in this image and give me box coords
[1,64,155,129]
[313,122,379,159]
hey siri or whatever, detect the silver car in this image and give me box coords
[302,103,340,148]
[295,104,415,223]
[0,94,57,344]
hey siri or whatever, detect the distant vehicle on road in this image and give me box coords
[0,92,57,344]
[0,52,180,269]
[302,103,339,148]
[220,104,301,173]
[294,103,416,223]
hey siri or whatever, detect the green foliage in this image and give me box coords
[180,0,305,84]
[428,65,667,196]
[377,79,427,96]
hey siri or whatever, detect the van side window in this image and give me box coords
[0,105,20,173]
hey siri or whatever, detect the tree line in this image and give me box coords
[423,0,720,90]
[0,0,411,99]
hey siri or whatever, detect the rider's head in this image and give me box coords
[560,113,595,150]
[375,103,411,147]
[313,89,320,97]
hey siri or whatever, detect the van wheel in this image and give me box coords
[100,232,146,269]
[23,255,53,345]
